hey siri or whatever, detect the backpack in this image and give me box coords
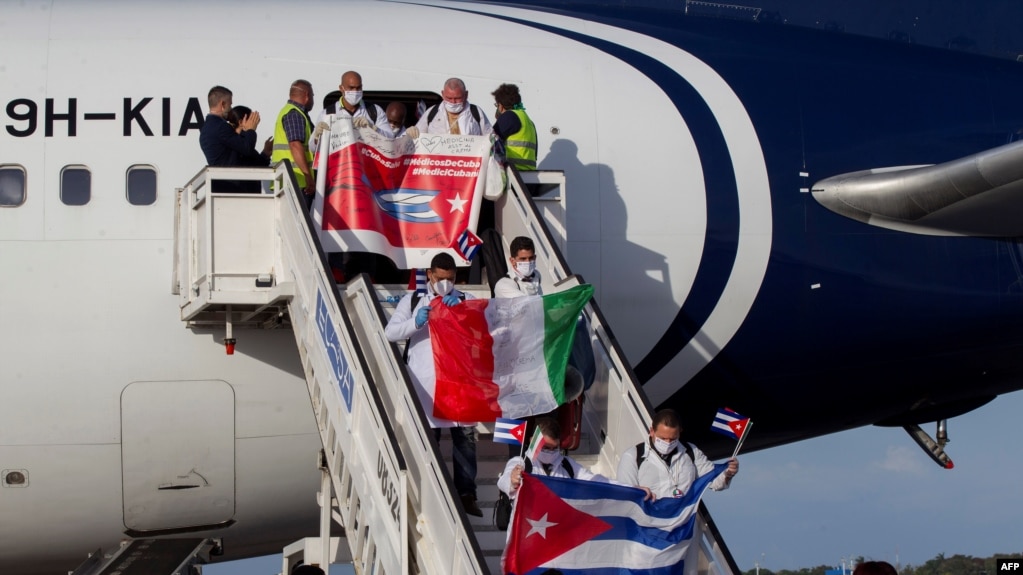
[426,103,482,127]
[494,456,574,530]
[336,102,379,123]
[401,290,464,364]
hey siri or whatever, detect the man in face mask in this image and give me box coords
[383,253,485,516]
[309,70,389,154]
[407,77,493,139]
[616,409,739,499]
[494,236,542,298]
[498,417,618,500]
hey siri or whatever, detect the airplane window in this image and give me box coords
[60,166,91,206]
[0,165,26,207]
[126,165,157,206]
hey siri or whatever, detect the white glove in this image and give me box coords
[312,121,329,140]
[353,116,372,129]
[405,126,420,139]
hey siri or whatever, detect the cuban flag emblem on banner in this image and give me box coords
[502,463,729,574]
[311,120,502,269]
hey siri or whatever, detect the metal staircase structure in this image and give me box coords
[172,161,741,575]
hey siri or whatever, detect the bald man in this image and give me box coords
[409,77,492,139]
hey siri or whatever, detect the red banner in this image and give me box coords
[312,120,498,269]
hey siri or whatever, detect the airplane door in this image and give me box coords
[121,380,235,532]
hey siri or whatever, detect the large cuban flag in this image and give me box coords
[311,118,502,269]
[502,462,729,574]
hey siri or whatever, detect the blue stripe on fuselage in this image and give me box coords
[430,4,742,383]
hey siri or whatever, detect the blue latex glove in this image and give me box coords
[442,294,461,307]
[415,305,431,328]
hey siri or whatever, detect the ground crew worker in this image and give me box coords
[272,79,316,203]
[491,83,537,171]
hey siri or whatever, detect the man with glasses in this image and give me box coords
[497,417,613,499]
[407,77,493,138]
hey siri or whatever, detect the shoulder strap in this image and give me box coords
[682,441,695,462]
[366,104,378,123]
[402,292,424,364]
[426,104,480,126]
[635,442,645,469]
[560,458,574,479]
[524,457,573,478]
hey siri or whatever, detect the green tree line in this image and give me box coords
[743,552,1023,575]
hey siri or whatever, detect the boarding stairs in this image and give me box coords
[173,161,739,575]
[69,538,219,575]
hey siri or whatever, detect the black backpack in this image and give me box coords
[426,103,482,127]
[494,456,574,530]
[635,440,694,468]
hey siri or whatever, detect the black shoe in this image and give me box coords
[461,494,483,517]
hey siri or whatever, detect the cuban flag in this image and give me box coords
[502,463,729,574]
[452,228,483,262]
[494,418,527,446]
[407,268,427,295]
[711,407,750,441]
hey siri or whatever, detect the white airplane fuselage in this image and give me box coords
[5,1,1023,573]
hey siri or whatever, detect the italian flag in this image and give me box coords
[429,284,593,422]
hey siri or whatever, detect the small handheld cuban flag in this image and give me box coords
[407,268,427,295]
[494,418,527,446]
[452,228,483,262]
[711,407,752,458]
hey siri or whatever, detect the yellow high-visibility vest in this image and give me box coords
[504,109,537,171]
[271,103,313,188]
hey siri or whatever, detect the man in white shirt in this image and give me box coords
[383,253,483,517]
[309,70,389,152]
[617,409,739,499]
[494,236,542,298]
[498,417,610,498]
[407,77,493,138]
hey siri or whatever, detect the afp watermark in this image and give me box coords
[998,558,1023,571]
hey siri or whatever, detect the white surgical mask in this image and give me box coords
[432,279,453,296]
[444,101,465,114]
[515,261,536,277]
[653,437,678,455]
[535,449,558,465]
[344,90,363,106]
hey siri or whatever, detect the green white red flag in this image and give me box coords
[428,284,594,422]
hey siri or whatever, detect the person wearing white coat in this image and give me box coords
[408,77,493,138]
[384,252,483,516]
[498,417,611,499]
[617,409,739,499]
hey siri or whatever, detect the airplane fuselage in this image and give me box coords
[3,1,1023,572]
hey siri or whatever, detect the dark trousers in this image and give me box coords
[435,426,477,497]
